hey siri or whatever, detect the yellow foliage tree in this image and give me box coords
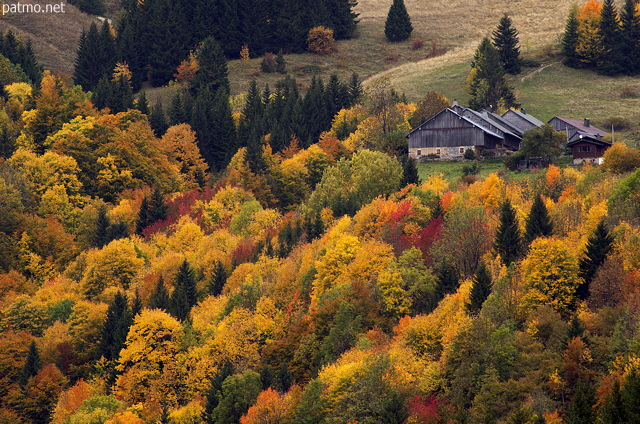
[162,124,209,188]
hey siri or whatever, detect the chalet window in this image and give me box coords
[579,145,592,152]
[459,147,464,154]
[417,149,422,156]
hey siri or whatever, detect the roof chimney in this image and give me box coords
[584,118,590,127]
[453,99,458,107]
[521,108,526,114]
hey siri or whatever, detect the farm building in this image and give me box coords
[548,117,608,142]
[406,103,541,159]
[501,109,544,133]
[548,117,610,164]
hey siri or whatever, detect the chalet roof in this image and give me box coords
[452,104,520,138]
[567,132,612,148]
[405,107,503,140]
[484,110,525,137]
[550,117,608,137]
[502,109,544,128]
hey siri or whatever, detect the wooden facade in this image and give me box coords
[567,134,611,165]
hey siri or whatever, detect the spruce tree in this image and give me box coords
[494,199,523,265]
[205,360,234,423]
[136,196,150,235]
[194,36,229,94]
[347,72,363,105]
[620,0,640,74]
[149,276,170,310]
[148,185,168,224]
[170,259,198,321]
[276,49,286,73]
[563,5,581,68]
[600,380,626,424]
[468,37,518,111]
[577,219,614,300]
[209,260,228,296]
[135,91,150,115]
[92,76,113,110]
[525,194,553,243]
[599,0,624,75]
[400,155,420,186]
[73,24,104,91]
[111,74,134,113]
[20,341,41,385]
[565,379,596,424]
[0,125,15,158]
[169,93,186,125]
[384,0,413,42]
[149,100,168,137]
[621,369,640,422]
[492,14,521,74]
[436,261,460,299]
[99,292,133,362]
[94,205,110,248]
[466,261,492,314]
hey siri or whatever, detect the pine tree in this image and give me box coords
[148,185,168,224]
[577,218,614,300]
[194,36,229,94]
[205,360,234,423]
[99,292,133,362]
[565,379,596,424]
[92,76,113,110]
[620,0,640,74]
[468,37,518,111]
[94,205,110,248]
[276,49,286,73]
[494,199,523,265]
[399,155,420,186]
[209,260,228,296]
[169,93,186,125]
[525,194,553,243]
[170,259,198,321]
[111,74,134,113]
[621,369,640,422]
[74,23,105,91]
[0,125,15,158]
[492,14,521,74]
[149,276,170,310]
[347,72,363,105]
[466,261,492,314]
[600,380,626,424]
[563,5,581,68]
[436,261,460,299]
[136,196,150,235]
[384,0,413,42]
[20,341,41,385]
[135,91,150,115]
[327,0,359,39]
[599,0,624,75]
[149,100,168,137]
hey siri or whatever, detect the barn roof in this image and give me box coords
[502,109,544,128]
[405,107,503,140]
[550,117,608,137]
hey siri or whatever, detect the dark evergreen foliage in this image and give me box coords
[577,219,615,300]
[563,6,581,68]
[0,126,16,159]
[149,100,168,137]
[321,301,362,364]
[93,206,110,248]
[205,360,234,423]
[494,200,523,265]
[135,91,150,115]
[74,22,117,92]
[436,261,460,298]
[260,365,275,390]
[99,292,133,362]
[525,195,553,243]
[275,362,293,392]
[0,31,42,83]
[68,0,105,15]
[194,37,229,94]
[466,261,492,314]
[492,14,521,74]
[20,341,41,385]
[169,93,186,125]
[136,186,168,234]
[170,260,198,321]
[276,49,287,73]
[209,261,228,296]
[384,0,413,42]
[399,155,420,187]
[468,37,518,111]
[347,72,364,105]
[149,276,170,311]
[600,380,625,424]
[136,197,150,235]
[599,0,624,75]
[565,379,596,424]
[620,0,640,75]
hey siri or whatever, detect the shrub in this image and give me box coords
[307,26,336,55]
[603,142,640,174]
[462,162,480,176]
[464,148,476,160]
[602,116,632,131]
[620,86,638,98]
[260,53,277,73]
[411,38,425,50]
[520,58,541,68]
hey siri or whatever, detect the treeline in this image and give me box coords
[80,0,358,89]
[0,30,42,84]
[562,0,640,75]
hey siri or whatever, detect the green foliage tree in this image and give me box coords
[494,199,523,265]
[149,100,168,137]
[599,0,624,75]
[321,301,362,364]
[565,379,596,424]
[99,292,133,362]
[577,218,614,300]
[211,371,262,424]
[205,360,234,423]
[563,5,581,67]
[519,124,564,164]
[467,37,518,111]
[620,0,640,74]
[525,194,553,243]
[20,340,40,385]
[385,0,413,41]
[467,261,492,314]
[208,260,228,296]
[170,259,198,321]
[399,155,420,187]
[149,276,170,311]
[492,14,521,74]
[135,91,150,115]
[194,37,229,95]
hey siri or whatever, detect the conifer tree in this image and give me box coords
[620,0,640,74]
[492,14,521,74]
[205,360,234,423]
[149,276,170,310]
[169,93,186,125]
[194,36,229,94]
[467,261,492,314]
[94,205,110,248]
[621,369,640,422]
[148,185,168,224]
[0,125,15,158]
[135,91,150,115]
[525,194,553,243]
[74,23,105,91]
[399,155,420,186]
[99,292,133,362]
[170,259,198,321]
[565,379,596,424]
[20,341,41,385]
[494,199,523,265]
[92,76,113,110]
[385,0,413,42]
[577,218,614,300]
[600,380,625,424]
[276,49,286,73]
[599,0,624,75]
[436,261,460,298]
[136,196,150,235]
[347,72,363,105]
[468,37,518,111]
[563,5,581,68]
[149,100,168,137]
[209,260,228,296]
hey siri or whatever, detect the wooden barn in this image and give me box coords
[501,109,544,133]
[548,117,608,141]
[406,103,536,159]
[566,133,612,165]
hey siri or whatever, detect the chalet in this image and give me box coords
[407,103,541,160]
[548,117,611,164]
[566,133,612,165]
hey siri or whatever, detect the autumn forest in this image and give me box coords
[1,0,640,423]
